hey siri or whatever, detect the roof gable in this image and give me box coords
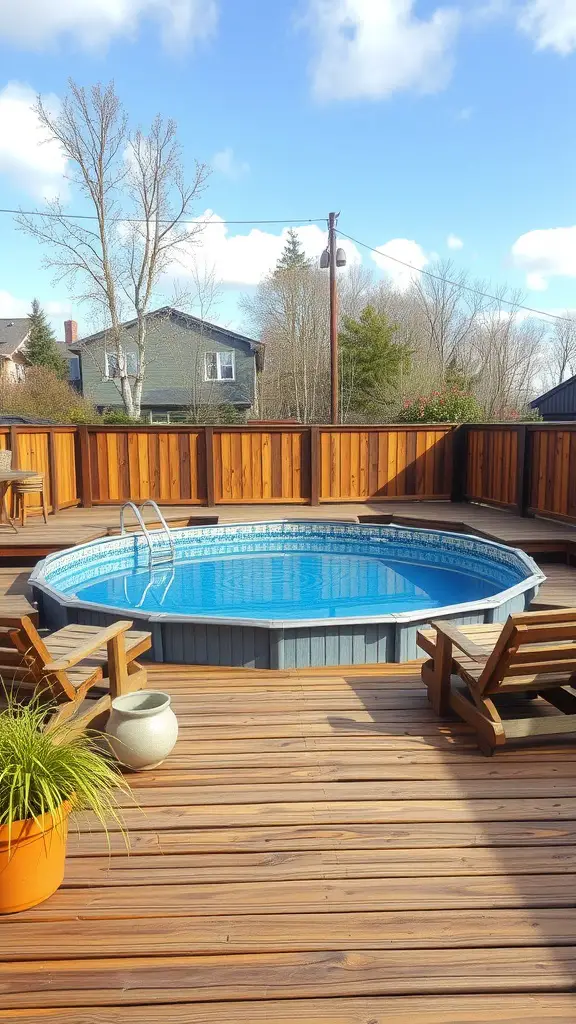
[0,318,29,357]
[531,375,576,410]
[72,307,263,354]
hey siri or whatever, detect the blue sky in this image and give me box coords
[0,0,575,338]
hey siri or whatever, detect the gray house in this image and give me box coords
[71,307,264,421]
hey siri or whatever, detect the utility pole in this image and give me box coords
[321,212,346,424]
[328,211,339,425]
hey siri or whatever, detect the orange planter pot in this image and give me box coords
[0,802,71,914]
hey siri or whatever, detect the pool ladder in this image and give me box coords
[120,500,175,568]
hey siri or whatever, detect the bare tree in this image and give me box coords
[19,80,209,418]
[471,293,546,418]
[411,260,490,373]
[549,314,576,387]
[242,265,330,423]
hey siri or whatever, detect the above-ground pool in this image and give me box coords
[31,521,545,667]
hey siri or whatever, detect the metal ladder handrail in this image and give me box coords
[138,500,176,563]
[120,501,155,566]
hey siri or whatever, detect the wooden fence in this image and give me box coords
[528,426,576,522]
[465,426,524,512]
[0,426,78,514]
[0,424,456,510]
[7,421,576,524]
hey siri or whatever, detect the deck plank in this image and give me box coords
[7,660,576,1020]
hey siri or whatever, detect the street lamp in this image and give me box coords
[320,212,346,424]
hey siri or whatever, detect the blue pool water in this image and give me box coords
[69,548,503,620]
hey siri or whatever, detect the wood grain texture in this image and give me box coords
[9,660,576,1018]
[318,427,453,501]
[529,426,576,521]
[466,427,520,509]
[1,995,574,1023]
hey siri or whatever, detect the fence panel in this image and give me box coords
[465,426,521,510]
[318,427,454,502]
[53,428,79,508]
[13,429,53,512]
[87,427,207,504]
[528,426,576,521]
[213,428,309,503]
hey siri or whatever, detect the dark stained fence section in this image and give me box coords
[528,425,576,522]
[465,426,521,511]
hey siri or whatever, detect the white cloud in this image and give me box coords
[512,224,576,290]
[447,233,464,250]
[174,212,362,287]
[455,105,474,121]
[0,291,72,330]
[0,0,217,51]
[305,0,461,101]
[370,238,430,291]
[0,82,68,200]
[211,148,250,180]
[518,0,576,54]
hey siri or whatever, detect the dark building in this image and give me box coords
[531,377,576,421]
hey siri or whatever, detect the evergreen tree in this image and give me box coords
[340,306,412,418]
[26,299,69,380]
[275,229,310,272]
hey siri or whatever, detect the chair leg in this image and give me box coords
[20,493,26,528]
[107,633,130,699]
[41,487,48,524]
[422,631,453,716]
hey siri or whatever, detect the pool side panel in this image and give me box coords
[34,587,536,667]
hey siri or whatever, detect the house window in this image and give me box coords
[105,350,139,379]
[14,363,26,383]
[205,351,235,381]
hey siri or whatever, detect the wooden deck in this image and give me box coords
[5,662,576,1021]
[2,498,576,554]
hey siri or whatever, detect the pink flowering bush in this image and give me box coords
[397,386,483,423]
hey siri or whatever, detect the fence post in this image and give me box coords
[76,426,92,508]
[204,427,215,507]
[450,425,468,503]
[310,426,320,506]
[9,426,19,469]
[47,430,59,513]
[516,424,531,517]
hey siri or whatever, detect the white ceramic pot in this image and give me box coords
[105,691,178,771]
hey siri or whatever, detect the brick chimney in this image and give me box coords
[64,320,78,346]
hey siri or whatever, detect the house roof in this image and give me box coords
[531,375,576,410]
[55,342,79,362]
[0,318,29,357]
[71,307,264,355]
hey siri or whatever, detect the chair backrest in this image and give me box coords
[9,615,76,701]
[478,608,576,694]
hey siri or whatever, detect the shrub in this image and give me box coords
[101,409,142,425]
[0,366,97,424]
[0,696,130,834]
[397,386,484,423]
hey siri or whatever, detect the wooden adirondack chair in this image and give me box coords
[0,615,151,735]
[417,609,576,755]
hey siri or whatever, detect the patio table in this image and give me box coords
[0,470,40,532]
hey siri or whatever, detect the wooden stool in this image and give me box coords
[12,475,48,527]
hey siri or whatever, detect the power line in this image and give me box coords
[339,228,575,326]
[1,207,325,226]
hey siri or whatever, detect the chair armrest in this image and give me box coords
[432,621,489,663]
[43,620,134,672]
